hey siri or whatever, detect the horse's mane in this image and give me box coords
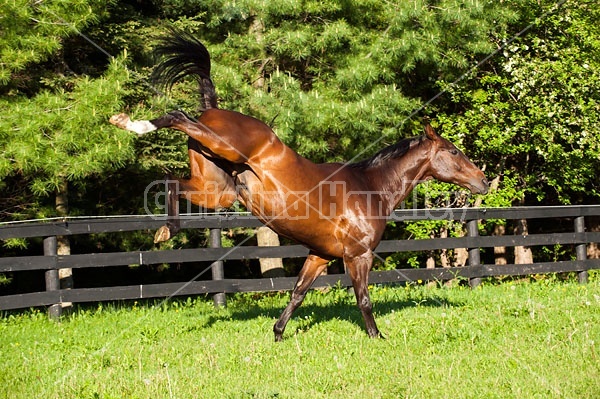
[349,136,422,170]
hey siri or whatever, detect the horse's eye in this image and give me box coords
[449,149,459,155]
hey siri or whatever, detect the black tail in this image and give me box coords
[151,28,218,111]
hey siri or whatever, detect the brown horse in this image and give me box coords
[110,31,488,341]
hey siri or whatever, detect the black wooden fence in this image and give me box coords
[1,205,599,318]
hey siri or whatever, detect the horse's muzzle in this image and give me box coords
[477,178,490,195]
[468,178,489,195]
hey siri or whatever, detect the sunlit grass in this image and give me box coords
[1,273,599,398]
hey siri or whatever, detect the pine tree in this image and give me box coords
[0,0,108,87]
[0,1,137,222]
[161,0,522,164]
[0,56,135,219]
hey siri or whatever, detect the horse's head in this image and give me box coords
[423,123,489,194]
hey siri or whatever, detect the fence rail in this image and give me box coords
[1,206,599,315]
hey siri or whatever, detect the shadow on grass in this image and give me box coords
[6,287,464,339]
[198,290,464,337]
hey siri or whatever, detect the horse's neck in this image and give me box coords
[364,146,431,215]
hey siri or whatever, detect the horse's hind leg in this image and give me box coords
[154,175,237,243]
[154,177,181,243]
[111,110,260,166]
[109,113,159,135]
[109,110,194,135]
[154,152,237,243]
[273,254,330,341]
[344,250,382,338]
[109,113,239,242]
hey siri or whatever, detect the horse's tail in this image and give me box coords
[151,28,218,111]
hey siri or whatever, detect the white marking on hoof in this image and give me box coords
[127,120,157,136]
[109,113,131,128]
[109,113,157,136]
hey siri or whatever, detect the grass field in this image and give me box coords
[2,274,599,399]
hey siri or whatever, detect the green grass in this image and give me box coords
[2,274,599,399]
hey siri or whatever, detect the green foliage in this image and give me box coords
[1,0,599,254]
[0,56,134,198]
[2,238,27,250]
[0,0,112,86]
[437,0,600,204]
[198,0,522,163]
[0,273,11,286]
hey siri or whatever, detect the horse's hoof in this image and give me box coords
[109,113,131,129]
[154,225,171,243]
[367,329,384,339]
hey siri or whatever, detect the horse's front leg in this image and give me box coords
[344,250,382,338]
[273,254,330,342]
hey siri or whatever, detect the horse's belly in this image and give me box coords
[234,170,349,258]
[267,219,345,258]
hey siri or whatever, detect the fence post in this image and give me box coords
[43,236,62,320]
[467,219,482,288]
[574,216,588,284]
[209,228,227,307]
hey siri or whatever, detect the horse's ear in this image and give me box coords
[424,122,439,141]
